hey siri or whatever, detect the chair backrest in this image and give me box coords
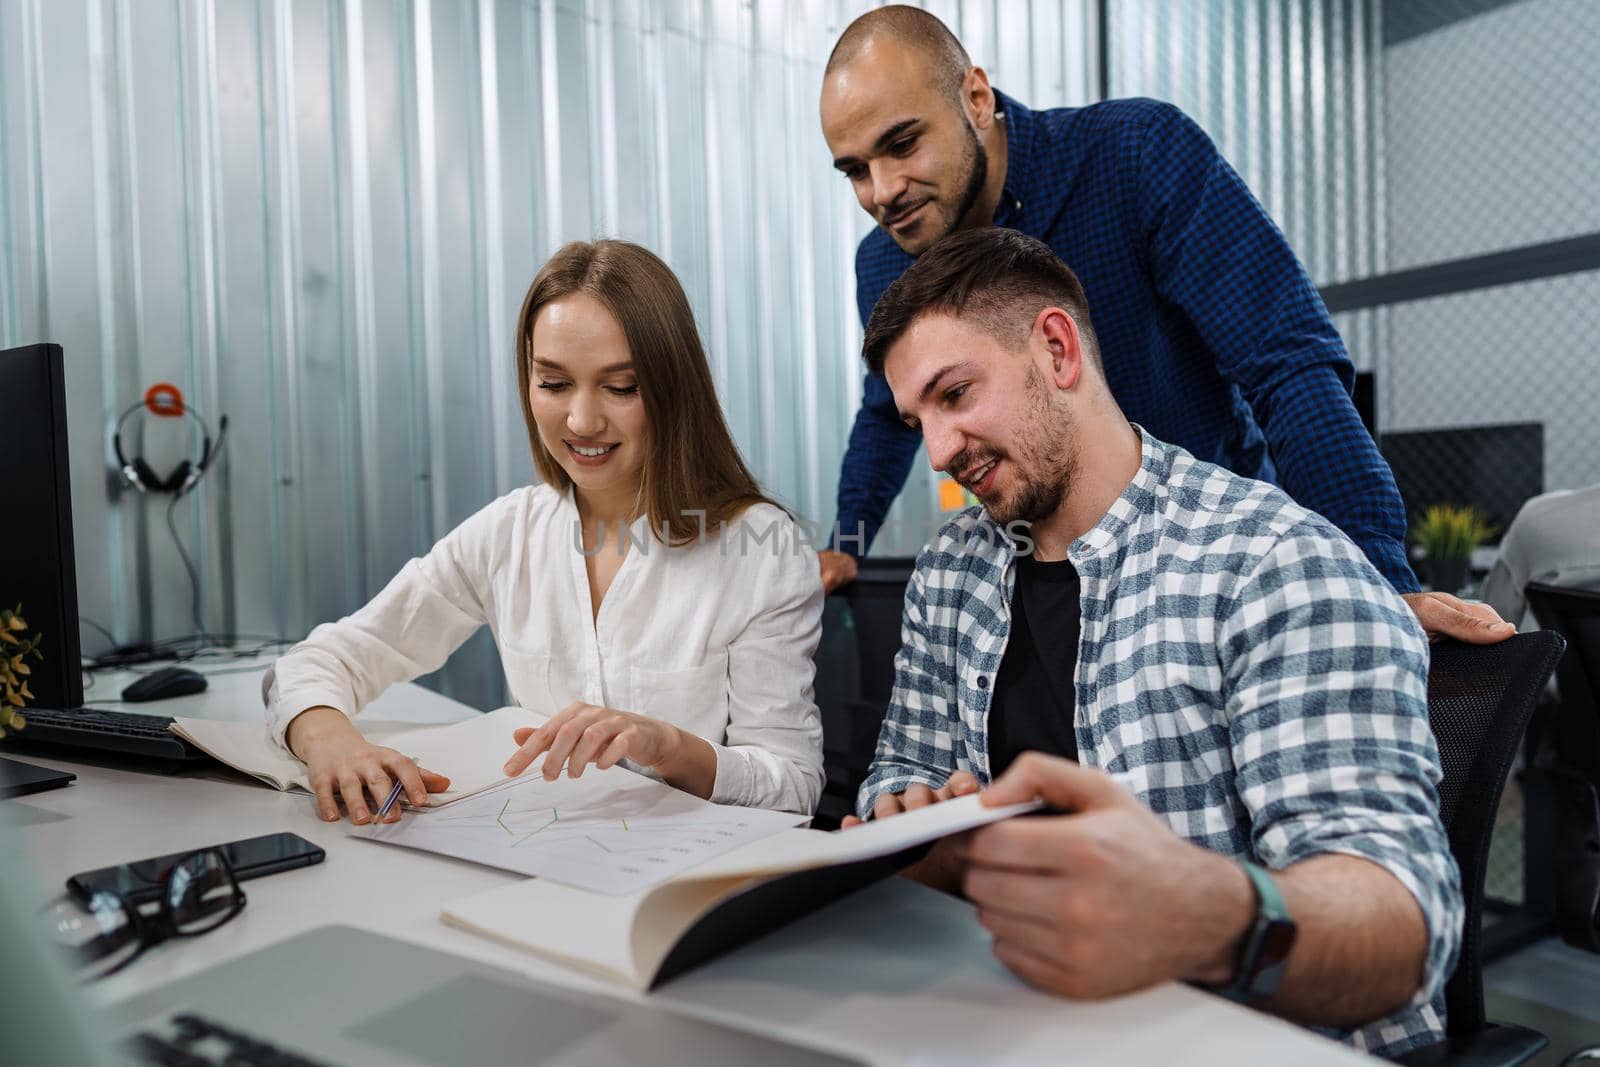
[1523,582,1600,953]
[1525,583,1600,778]
[1426,632,1566,1034]
[813,558,915,828]
[841,558,916,707]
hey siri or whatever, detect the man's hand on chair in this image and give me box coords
[1402,591,1515,644]
[820,550,859,594]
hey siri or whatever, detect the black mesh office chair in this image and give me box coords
[813,558,915,830]
[1524,583,1600,954]
[1397,632,1566,1067]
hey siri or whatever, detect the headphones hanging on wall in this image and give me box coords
[112,383,229,498]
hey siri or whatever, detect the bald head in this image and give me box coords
[825,5,970,107]
[821,6,1002,256]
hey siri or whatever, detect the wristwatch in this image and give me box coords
[1217,860,1297,1003]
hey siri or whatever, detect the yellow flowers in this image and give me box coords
[0,604,43,738]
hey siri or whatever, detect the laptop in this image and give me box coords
[2,846,862,1067]
[118,925,867,1066]
[2,804,865,1067]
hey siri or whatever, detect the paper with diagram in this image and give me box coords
[170,705,548,806]
[356,764,808,894]
[440,792,1045,990]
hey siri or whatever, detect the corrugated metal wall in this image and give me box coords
[1106,0,1389,377]
[1106,0,1599,496]
[0,0,1098,708]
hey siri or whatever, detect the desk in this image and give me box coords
[6,670,1374,1066]
[76,652,468,727]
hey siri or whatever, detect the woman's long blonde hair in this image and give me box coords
[515,239,775,546]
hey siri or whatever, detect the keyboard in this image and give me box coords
[125,1011,334,1067]
[2,706,210,764]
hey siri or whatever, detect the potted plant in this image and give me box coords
[0,604,43,738]
[1411,505,1496,595]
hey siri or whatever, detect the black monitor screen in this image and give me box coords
[0,344,83,709]
[1379,422,1544,545]
[1353,371,1376,438]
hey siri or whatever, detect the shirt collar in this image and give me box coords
[991,89,1036,227]
[557,482,652,539]
[961,425,1171,576]
[956,425,1173,588]
[1069,427,1173,578]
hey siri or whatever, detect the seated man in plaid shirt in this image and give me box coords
[847,227,1462,1058]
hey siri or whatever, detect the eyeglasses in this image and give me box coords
[43,849,247,981]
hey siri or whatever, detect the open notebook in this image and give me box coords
[441,793,1042,990]
[169,706,548,808]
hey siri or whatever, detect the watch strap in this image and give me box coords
[1220,860,1295,1003]
[1240,859,1289,922]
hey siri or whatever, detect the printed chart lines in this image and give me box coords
[362,764,805,894]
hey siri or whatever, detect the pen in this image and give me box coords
[371,779,405,827]
[371,756,419,827]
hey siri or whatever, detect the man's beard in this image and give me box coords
[943,120,989,237]
[886,120,988,254]
[961,369,1075,528]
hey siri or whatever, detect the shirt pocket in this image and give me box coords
[498,648,559,717]
[628,653,730,745]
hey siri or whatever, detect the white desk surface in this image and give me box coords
[6,665,1374,1066]
[76,651,468,726]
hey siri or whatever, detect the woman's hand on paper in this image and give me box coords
[504,702,719,799]
[840,771,980,895]
[286,705,452,824]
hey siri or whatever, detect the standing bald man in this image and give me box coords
[816,5,1509,644]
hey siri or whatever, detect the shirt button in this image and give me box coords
[976,675,989,690]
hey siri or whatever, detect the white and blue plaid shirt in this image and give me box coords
[859,429,1461,1057]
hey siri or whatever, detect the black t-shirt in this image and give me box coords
[987,554,1082,778]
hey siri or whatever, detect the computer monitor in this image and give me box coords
[1353,370,1376,437]
[0,344,84,710]
[1379,421,1544,544]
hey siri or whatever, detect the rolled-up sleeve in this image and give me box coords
[708,523,826,815]
[263,503,501,751]
[1218,521,1462,1012]
[857,545,963,818]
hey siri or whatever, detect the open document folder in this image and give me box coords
[357,762,810,894]
[169,706,549,808]
[442,793,1042,991]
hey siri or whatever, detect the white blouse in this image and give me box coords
[263,485,825,814]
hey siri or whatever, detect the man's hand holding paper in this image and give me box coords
[841,770,982,894]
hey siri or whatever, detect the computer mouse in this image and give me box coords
[121,665,208,703]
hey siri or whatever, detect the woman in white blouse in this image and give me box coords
[268,240,824,822]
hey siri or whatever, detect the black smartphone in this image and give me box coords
[66,831,326,906]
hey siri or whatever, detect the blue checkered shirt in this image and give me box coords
[838,92,1418,594]
[859,429,1460,1057]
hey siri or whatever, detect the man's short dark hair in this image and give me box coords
[825,5,970,109]
[862,228,1101,377]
